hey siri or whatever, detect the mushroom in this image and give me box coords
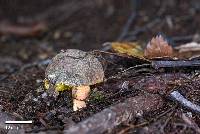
[45,49,104,111]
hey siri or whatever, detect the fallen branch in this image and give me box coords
[64,94,163,134]
[152,60,200,69]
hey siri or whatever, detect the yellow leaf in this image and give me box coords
[111,42,144,58]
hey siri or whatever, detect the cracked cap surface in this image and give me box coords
[45,49,104,86]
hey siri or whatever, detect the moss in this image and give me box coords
[89,89,105,102]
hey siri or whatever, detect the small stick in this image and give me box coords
[117,12,137,41]
[117,0,139,41]
[119,105,177,134]
[102,0,139,51]
[169,90,200,113]
[152,60,200,69]
[0,89,9,94]
[125,18,161,40]
[181,113,200,133]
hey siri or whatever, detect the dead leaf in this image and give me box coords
[175,42,200,59]
[175,42,200,52]
[144,35,174,59]
[111,42,144,58]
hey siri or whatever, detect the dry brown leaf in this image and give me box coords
[175,42,200,59]
[144,35,174,59]
[175,42,200,52]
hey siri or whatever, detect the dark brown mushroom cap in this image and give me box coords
[45,49,104,86]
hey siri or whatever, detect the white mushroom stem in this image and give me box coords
[72,85,91,111]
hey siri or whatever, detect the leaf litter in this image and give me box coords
[1,1,200,132]
[1,34,200,133]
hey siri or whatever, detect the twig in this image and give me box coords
[118,104,177,134]
[152,60,200,69]
[181,113,200,133]
[117,12,137,41]
[169,90,200,113]
[0,89,9,94]
[39,118,49,128]
[117,0,140,41]
[125,18,161,41]
[160,106,177,133]
[106,64,152,80]
[103,0,139,51]
[117,122,148,134]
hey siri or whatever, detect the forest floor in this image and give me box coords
[1,0,200,133]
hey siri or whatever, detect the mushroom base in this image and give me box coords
[73,99,87,111]
[72,86,90,111]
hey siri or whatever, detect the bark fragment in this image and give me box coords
[64,93,163,134]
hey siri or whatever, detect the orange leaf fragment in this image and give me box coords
[144,35,174,59]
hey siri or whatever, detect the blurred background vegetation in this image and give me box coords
[0,0,200,62]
